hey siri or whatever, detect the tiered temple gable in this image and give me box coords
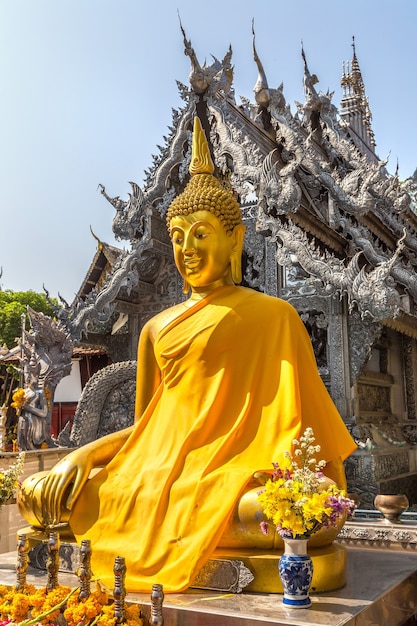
[52,31,417,507]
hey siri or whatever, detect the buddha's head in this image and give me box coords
[167,117,245,294]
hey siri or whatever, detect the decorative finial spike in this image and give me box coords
[89,225,103,251]
[189,117,215,177]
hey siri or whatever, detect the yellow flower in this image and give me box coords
[10,387,28,416]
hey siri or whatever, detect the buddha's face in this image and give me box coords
[170,210,235,291]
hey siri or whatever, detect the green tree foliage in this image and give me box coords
[0,290,57,348]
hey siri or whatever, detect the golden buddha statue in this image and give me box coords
[19,117,356,593]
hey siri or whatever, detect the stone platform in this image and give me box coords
[1,547,416,625]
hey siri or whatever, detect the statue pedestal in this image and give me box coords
[20,527,346,594]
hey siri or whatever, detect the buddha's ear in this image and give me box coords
[230,225,246,284]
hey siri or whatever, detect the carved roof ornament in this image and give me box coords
[257,148,302,217]
[295,45,336,130]
[99,182,147,243]
[179,17,234,99]
[340,36,376,150]
[262,216,403,321]
[335,214,417,301]
[242,31,288,128]
[252,20,270,109]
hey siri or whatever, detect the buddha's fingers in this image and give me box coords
[66,469,89,511]
[41,467,76,526]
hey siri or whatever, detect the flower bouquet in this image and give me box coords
[257,427,354,539]
[257,427,354,608]
[0,452,25,508]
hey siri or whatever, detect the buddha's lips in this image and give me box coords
[184,257,200,268]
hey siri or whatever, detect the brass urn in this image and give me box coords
[374,494,409,523]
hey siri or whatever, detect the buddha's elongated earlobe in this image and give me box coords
[230,225,246,284]
[231,254,242,285]
[183,278,190,294]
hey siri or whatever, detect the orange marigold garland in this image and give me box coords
[0,582,144,626]
[64,584,109,626]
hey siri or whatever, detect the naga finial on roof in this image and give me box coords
[252,19,270,108]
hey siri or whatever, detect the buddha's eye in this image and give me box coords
[194,227,210,239]
[172,235,183,244]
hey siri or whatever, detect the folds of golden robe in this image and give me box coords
[69,285,356,592]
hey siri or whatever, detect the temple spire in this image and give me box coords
[340,37,376,153]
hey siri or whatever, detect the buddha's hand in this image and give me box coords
[40,446,93,526]
[40,426,133,526]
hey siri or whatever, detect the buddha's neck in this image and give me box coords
[188,278,235,302]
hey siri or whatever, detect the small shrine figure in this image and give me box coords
[11,307,72,450]
[16,352,49,450]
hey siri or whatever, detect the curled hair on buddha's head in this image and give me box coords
[166,117,242,234]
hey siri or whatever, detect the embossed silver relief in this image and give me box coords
[347,311,382,381]
[258,216,402,322]
[209,102,262,202]
[257,149,302,218]
[241,217,266,292]
[300,311,329,374]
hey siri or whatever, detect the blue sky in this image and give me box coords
[0,0,416,302]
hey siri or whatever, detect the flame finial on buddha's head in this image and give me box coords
[166,117,242,234]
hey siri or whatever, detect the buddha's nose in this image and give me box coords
[183,233,196,252]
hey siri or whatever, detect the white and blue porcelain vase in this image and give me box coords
[278,538,313,608]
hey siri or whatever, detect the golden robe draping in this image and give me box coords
[69,286,356,592]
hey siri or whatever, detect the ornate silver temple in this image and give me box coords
[49,31,417,508]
